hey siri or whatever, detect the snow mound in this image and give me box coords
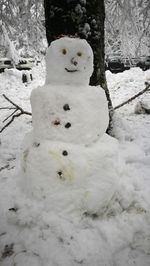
[20,133,121,216]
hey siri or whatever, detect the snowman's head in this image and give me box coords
[45,37,93,86]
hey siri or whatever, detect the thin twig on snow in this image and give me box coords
[114,82,150,110]
[0,94,32,133]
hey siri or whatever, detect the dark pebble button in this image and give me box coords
[63,104,70,111]
[62,150,68,156]
[9,207,18,212]
[65,122,71,128]
[57,171,65,180]
[33,142,40,147]
[57,171,63,177]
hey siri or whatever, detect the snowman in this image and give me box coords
[31,37,109,145]
[21,37,120,216]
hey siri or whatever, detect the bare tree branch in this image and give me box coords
[114,82,150,110]
[0,107,16,110]
[2,94,31,115]
[3,109,18,123]
[0,164,9,172]
[0,94,32,133]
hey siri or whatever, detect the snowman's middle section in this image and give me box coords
[31,84,109,145]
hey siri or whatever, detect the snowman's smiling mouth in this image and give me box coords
[65,68,79,73]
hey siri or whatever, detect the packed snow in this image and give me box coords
[21,37,116,216]
[45,37,93,86]
[32,38,108,144]
[0,49,150,265]
[31,84,108,144]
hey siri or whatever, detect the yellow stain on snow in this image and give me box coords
[84,191,91,199]
[48,150,75,182]
[48,150,62,161]
[62,163,75,182]
[23,149,29,161]
[23,149,29,172]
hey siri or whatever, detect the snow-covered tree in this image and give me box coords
[1,0,149,59]
[105,0,150,57]
[0,0,46,57]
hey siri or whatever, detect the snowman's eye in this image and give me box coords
[62,48,67,55]
[77,52,82,57]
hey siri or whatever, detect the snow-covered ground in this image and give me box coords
[0,65,150,266]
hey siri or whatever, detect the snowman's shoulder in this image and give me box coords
[30,85,52,101]
[91,85,106,96]
[86,85,107,101]
[91,134,119,156]
[87,85,105,93]
[31,86,43,99]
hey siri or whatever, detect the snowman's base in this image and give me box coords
[21,133,122,215]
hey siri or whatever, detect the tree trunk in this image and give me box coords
[44,0,113,131]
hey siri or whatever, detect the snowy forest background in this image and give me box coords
[0,0,149,60]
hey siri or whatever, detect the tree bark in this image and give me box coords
[44,0,113,130]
